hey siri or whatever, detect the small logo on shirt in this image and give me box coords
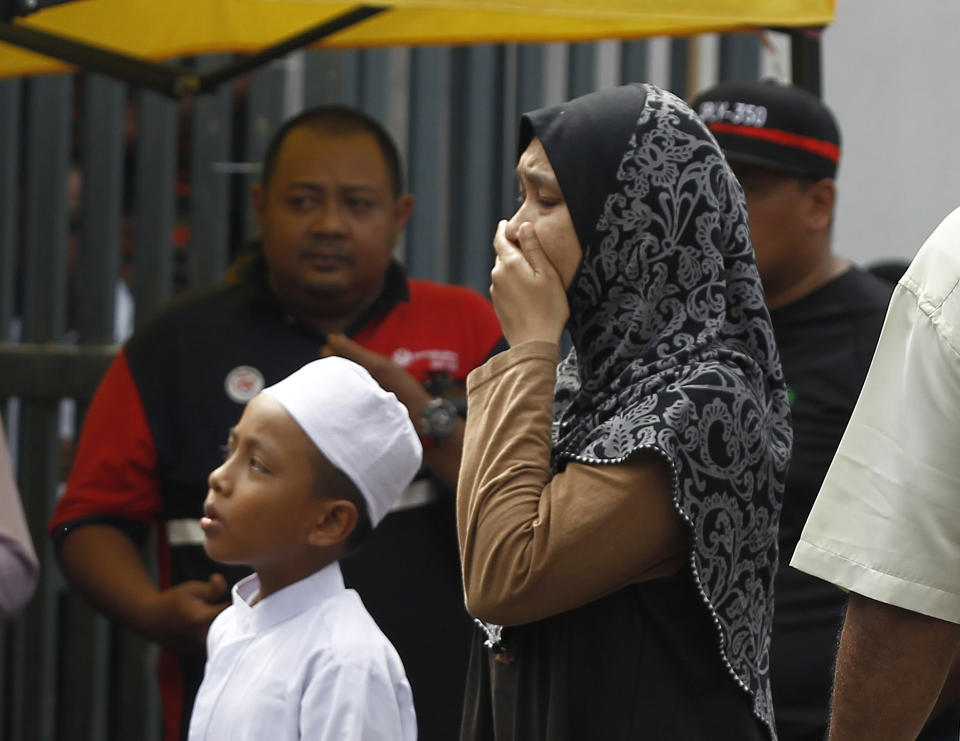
[390,348,459,373]
[225,366,264,403]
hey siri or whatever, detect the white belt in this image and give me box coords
[167,518,205,546]
[166,479,440,546]
[388,478,440,513]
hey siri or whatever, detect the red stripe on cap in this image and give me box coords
[708,122,840,163]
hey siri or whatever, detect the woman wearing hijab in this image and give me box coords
[457,83,791,740]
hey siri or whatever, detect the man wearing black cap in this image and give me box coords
[689,80,912,741]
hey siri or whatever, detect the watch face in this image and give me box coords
[421,398,458,440]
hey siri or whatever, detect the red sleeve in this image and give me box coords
[48,349,162,534]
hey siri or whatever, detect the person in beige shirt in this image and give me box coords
[457,83,792,740]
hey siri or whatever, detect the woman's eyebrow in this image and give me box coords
[516,166,558,190]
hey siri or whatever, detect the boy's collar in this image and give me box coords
[231,561,345,633]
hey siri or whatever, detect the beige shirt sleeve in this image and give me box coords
[791,212,960,623]
[457,340,688,627]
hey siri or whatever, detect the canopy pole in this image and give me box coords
[0,4,387,98]
[197,5,387,93]
[0,21,194,96]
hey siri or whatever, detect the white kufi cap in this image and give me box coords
[262,357,422,527]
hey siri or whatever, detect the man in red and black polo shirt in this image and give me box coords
[49,105,503,741]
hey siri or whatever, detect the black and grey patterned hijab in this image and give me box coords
[522,83,791,735]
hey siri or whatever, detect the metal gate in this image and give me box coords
[0,34,763,741]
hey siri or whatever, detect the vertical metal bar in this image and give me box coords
[719,33,761,82]
[19,72,72,741]
[22,77,70,345]
[56,71,127,741]
[78,74,125,344]
[450,45,502,293]
[542,43,568,106]
[620,40,649,84]
[282,50,306,118]
[646,36,672,90]
[357,48,389,123]
[502,45,545,217]
[353,47,410,260]
[516,45,545,116]
[499,45,517,221]
[382,48,411,180]
[669,37,690,97]
[790,29,822,96]
[131,89,177,324]
[405,46,451,282]
[380,48,411,263]
[567,42,596,99]
[14,401,61,741]
[688,34,720,98]
[595,41,621,90]
[0,80,19,344]
[112,628,159,741]
[188,55,233,289]
[304,49,360,106]
[243,63,285,241]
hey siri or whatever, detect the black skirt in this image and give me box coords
[461,568,769,741]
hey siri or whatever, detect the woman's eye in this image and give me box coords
[249,458,268,473]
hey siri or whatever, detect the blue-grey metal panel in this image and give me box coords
[304,49,360,106]
[78,73,125,345]
[131,90,178,323]
[515,45,545,117]
[243,63,286,241]
[188,55,233,289]
[19,72,72,741]
[670,38,690,97]
[0,80,19,344]
[56,73,127,741]
[450,45,502,292]
[358,48,390,123]
[719,33,761,82]
[405,47,452,282]
[503,45,545,218]
[567,43,596,99]
[22,77,70,345]
[620,40,649,84]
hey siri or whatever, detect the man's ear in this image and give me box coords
[806,178,836,233]
[251,184,266,235]
[394,194,415,233]
[307,499,359,548]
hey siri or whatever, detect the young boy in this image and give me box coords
[187,356,421,740]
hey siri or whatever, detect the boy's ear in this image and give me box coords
[307,499,359,548]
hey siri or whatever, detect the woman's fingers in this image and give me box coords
[492,220,516,263]
[489,220,569,346]
[516,222,556,278]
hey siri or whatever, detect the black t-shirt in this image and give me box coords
[769,266,892,740]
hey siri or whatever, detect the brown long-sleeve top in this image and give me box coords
[457,340,690,627]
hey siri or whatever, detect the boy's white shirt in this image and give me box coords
[188,561,417,741]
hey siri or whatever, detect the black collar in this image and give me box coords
[232,247,410,341]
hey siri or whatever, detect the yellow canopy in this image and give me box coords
[0,0,835,84]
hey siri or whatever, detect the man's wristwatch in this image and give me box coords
[418,397,458,443]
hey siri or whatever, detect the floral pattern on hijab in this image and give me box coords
[521,83,791,736]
